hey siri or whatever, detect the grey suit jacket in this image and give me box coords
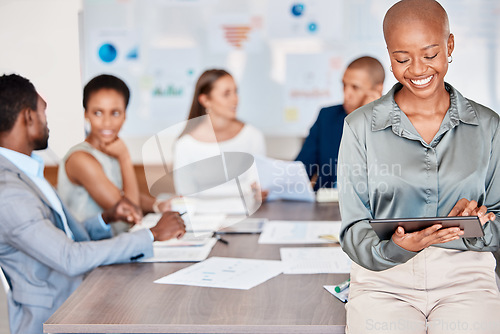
[0,154,154,334]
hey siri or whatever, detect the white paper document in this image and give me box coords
[258,221,342,244]
[324,285,350,303]
[130,213,218,262]
[130,213,227,234]
[132,213,162,230]
[194,197,249,215]
[280,247,352,274]
[153,233,214,247]
[254,156,315,202]
[184,213,228,233]
[217,217,267,234]
[154,256,284,289]
[141,238,217,263]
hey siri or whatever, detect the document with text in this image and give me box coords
[280,247,352,274]
[131,213,228,234]
[141,238,217,262]
[154,256,284,289]
[258,221,342,244]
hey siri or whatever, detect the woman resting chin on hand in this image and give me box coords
[58,74,172,235]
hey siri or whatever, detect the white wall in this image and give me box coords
[0,0,301,164]
[4,0,495,166]
[0,0,84,165]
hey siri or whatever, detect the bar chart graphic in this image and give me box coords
[222,25,252,48]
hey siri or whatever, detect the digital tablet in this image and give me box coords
[369,216,484,240]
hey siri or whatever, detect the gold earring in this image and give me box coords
[448,55,453,63]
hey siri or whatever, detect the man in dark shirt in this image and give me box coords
[296,56,385,190]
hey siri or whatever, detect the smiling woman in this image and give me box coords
[57,75,172,235]
[383,0,454,145]
[337,0,500,333]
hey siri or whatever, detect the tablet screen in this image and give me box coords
[369,216,484,240]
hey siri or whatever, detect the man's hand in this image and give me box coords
[392,224,463,252]
[448,198,495,226]
[150,211,186,241]
[102,197,142,225]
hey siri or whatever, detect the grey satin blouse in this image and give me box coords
[338,82,500,271]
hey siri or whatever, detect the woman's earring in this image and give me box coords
[448,55,453,63]
[84,118,91,135]
[390,66,393,72]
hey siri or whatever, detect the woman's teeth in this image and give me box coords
[410,75,433,86]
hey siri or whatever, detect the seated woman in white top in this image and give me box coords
[173,69,266,197]
[58,74,171,235]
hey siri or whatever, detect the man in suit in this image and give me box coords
[296,56,385,190]
[0,74,186,334]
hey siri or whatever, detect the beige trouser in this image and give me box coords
[346,247,500,334]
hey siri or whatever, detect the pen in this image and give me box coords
[215,234,229,245]
[179,211,187,217]
[334,278,350,293]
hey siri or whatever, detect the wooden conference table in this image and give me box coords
[44,201,348,333]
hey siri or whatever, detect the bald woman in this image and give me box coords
[338,0,500,333]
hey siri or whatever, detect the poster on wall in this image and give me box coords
[267,0,344,40]
[143,48,200,127]
[82,0,500,140]
[209,14,264,54]
[89,29,139,68]
[283,53,344,135]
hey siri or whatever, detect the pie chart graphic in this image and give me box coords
[291,3,304,17]
[98,43,117,63]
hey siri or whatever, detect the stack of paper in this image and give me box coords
[131,213,227,234]
[130,214,219,262]
[153,232,213,247]
[142,238,217,263]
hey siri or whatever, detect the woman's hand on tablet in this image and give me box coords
[448,198,495,226]
[392,224,463,252]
